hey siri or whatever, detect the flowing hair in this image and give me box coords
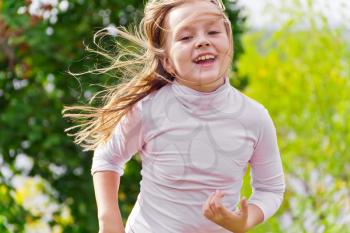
[62,0,233,151]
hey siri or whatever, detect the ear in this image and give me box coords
[161,56,175,75]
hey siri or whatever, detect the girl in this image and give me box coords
[63,0,286,232]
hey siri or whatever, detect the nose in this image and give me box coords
[195,34,211,48]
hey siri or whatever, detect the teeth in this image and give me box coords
[195,55,215,62]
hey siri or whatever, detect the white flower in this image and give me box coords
[46,27,54,36]
[17,6,27,15]
[50,15,58,24]
[19,0,68,26]
[0,153,3,165]
[316,224,325,233]
[42,0,58,6]
[279,212,293,229]
[58,205,74,224]
[25,220,51,233]
[59,0,69,12]
[24,193,51,216]
[323,174,333,188]
[287,130,296,141]
[11,175,26,189]
[106,24,118,37]
[14,153,34,175]
[42,202,60,222]
[49,163,67,178]
[12,79,29,90]
[52,225,63,233]
[1,165,14,180]
[303,209,318,232]
[287,175,308,196]
[45,83,55,93]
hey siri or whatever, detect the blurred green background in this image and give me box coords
[0,0,349,232]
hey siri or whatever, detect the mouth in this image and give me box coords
[193,56,217,67]
[193,57,216,67]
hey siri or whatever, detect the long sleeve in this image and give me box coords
[247,108,286,223]
[90,100,144,176]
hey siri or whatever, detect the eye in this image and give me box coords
[180,36,192,41]
[209,31,220,35]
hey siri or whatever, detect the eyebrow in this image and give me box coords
[174,19,220,37]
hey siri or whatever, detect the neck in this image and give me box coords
[174,76,226,93]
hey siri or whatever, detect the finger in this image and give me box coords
[213,190,225,201]
[209,190,218,213]
[240,197,248,219]
[214,196,225,214]
[213,190,225,206]
[203,193,214,211]
[216,193,231,216]
[211,190,226,214]
[203,204,214,218]
[203,192,216,218]
[203,194,211,210]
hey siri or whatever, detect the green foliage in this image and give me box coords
[0,1,147,232]
[238,3,350,232]
[0,183,27,232]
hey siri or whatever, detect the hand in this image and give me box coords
[202,190,249,233]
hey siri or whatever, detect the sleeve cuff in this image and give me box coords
[247,199,267,223]
[90,164,124,176]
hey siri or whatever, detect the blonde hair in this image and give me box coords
[62,0,233,151]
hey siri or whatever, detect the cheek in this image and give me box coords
[172,45,192,66]
[218,38,232,60]
[218,36,231,51]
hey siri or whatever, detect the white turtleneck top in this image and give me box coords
[91,77,286,233]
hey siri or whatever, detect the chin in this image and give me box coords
[194,74,222,84]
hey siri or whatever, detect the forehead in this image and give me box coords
[165,1,224,32]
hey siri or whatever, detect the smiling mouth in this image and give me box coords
[193,57,217,66]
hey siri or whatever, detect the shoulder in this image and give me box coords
[231,87,273,135]
[232,87,270,120]
[237,88,267,112]
[137,82,172,109]
[133,82,172,119]
[122,86,164,121]
[231,89,279,150]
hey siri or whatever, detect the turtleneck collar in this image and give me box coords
[171,76,232,116]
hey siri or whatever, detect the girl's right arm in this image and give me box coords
[91,101,144,233]
[93,171,125,233]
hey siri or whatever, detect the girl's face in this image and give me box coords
[162,0,232,92]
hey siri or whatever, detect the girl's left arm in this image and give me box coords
[247,108,286,223]
[203,108,285,232]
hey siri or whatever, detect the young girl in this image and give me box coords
[63,0,285,232]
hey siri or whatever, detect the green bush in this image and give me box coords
[237,2,350,232]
